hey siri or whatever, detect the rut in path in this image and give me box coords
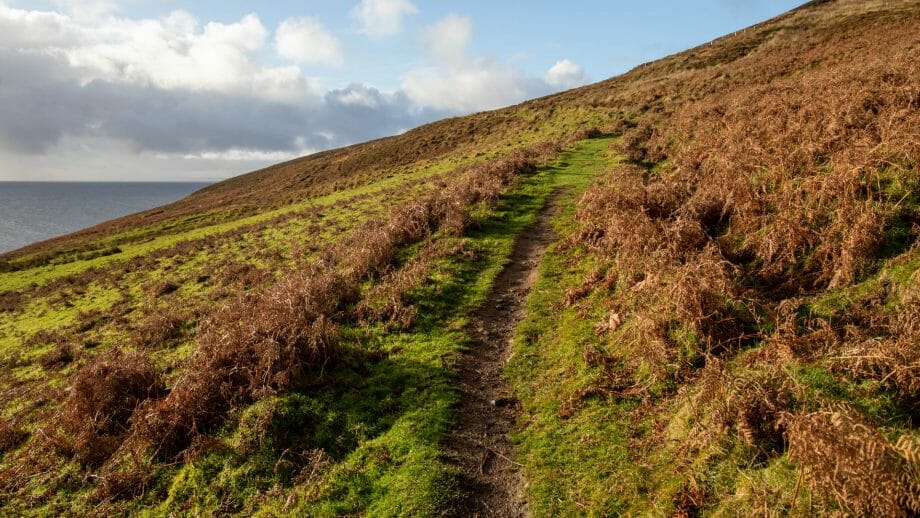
[447,189,564,517]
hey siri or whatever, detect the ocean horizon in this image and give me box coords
[0,181,211,253]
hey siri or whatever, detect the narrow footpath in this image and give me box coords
[446,189,564,517]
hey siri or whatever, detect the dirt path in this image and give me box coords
[446,189,564,517]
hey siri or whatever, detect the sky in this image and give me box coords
[0,0,805,182]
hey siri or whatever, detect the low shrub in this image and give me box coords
[133,264,350,459]
[130,306,187,349]
[787,409,920,516]
[148,280,178,298]
[38,342,76,369]
[0,420,27,454]
[0,291,23,313]
[50,349,164,467]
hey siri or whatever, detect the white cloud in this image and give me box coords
[350,0,417,38]
[0,136,288,182]
[545,59,590,89]
[421,12,472,64]
[0,5,82,48]
[403,60,542,113]
[182,148,311,162]
[68,12,306,99]
[201,13,267,52]
[402,13,548,113]
[275,16,343,67]
[0,6,317,102]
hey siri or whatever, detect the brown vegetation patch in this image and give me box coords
[50,349,164,467]
[130,306,189,349]
[38,343,76,369]
[148,280,179,298]
[788,409,919,516]
[133,264,348,459]
[0,291,24,313]
[695,363,796,453]
[0,420,27,454]
[551,10,919,513]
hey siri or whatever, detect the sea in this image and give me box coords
[0,182,211,254]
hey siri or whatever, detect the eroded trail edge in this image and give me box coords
[447,189,564,517]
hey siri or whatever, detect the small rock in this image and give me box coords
[490,396,518,407]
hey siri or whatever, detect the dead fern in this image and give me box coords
[787,408,920,516]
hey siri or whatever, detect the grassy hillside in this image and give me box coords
[1,0,918,515]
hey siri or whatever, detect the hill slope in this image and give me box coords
[0,0,918,515]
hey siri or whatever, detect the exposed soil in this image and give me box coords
[446,189,564,517]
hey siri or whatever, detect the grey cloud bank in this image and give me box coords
[0,48,444,156]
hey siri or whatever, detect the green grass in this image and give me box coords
[0,177,398,293]
[139,137,617,517]
[0,283,121,355]
[0,177,419,375]
[0,137,616,516]
[507,151,648,515]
